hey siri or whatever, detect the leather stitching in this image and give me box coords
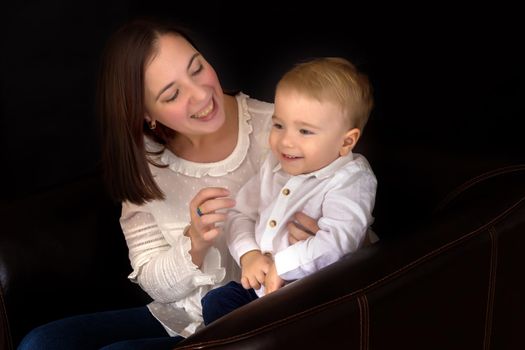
[358,295,369,350]
[483,226,497,349]
[434,164,525,213]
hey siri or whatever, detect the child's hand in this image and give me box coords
[264,262,284,294]
[240,250,273,290]
[240,251,272,290]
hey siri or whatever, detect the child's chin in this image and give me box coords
[281,166,303,176]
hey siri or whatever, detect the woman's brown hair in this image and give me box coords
[97,18,198,204]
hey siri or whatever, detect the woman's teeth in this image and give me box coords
[191,101,214,119]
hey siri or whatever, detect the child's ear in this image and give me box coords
[339,128,361,156]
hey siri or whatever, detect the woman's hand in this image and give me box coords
[287,212,319,244]
[186,187,235,267]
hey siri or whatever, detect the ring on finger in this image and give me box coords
[196,207,204,217]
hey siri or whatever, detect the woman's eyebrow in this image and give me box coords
[155,53,201,101]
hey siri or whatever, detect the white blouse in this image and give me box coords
[119,92,274,337]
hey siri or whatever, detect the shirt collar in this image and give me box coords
[272,152,355,180]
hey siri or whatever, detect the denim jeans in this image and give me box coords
[201,281,259,325]
[17,306,184,350]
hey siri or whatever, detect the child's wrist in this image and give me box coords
[240,249,261,266]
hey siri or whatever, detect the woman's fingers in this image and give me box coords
[185,188,234,266]
[190,188,234,222]
[288,212,319,244]
[288,222,311,244]
[191,187,231,206]
[196,197,236,216]
[201,227,221,242]
[294,212,319,234]
[189,187,235,244]
[199,213,228,227]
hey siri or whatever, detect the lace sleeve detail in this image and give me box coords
[121,209,224,303]
[122,211,170,280]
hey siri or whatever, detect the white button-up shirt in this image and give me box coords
[226,152,377,296]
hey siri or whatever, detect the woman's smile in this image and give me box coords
[190,99,215,120]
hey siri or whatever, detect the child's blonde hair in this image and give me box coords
[276,57,373,131]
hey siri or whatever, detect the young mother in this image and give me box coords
[18,18,318,350]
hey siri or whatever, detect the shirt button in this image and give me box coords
[269,220,277,227]
[282,188,290,195]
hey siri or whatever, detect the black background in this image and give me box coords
[2,1,524,200]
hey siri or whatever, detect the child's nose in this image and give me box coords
[280,132,295,148]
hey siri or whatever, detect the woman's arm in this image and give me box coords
[121,205,224,304]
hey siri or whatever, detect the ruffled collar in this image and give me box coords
[158,92,253,178]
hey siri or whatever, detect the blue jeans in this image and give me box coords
[17,306,184,350]
[201,281,259,325]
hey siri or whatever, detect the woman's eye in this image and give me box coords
[166,90,179,102]
[272,123,283,129]
[191,63,203,76]
[299,129,314,135]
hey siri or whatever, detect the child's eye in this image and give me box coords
[272,123,283,129]
[166,90,179,102]
[299,129,314,135]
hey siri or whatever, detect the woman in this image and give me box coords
[18,18,318,350]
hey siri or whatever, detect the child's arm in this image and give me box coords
[225,172,263,266]
[275,168,377,282]
[264,213,320,294]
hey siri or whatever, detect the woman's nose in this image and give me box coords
[187,81,207,103]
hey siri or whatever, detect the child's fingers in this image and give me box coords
[249,276,261,290]
[241,276,251,290]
